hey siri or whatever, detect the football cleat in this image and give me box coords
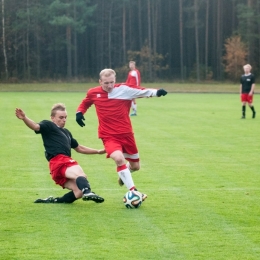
[34,196,54,203]
[142,193,147,202]
[133,188,147,202]
[130,113,137,116]
[241,115,245,119]
[118,177,124,186]
[82,192,104,203]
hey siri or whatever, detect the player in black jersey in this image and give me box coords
[15,103,105,204]
[240,64,256,119]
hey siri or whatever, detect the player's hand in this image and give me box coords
[15,108,26,120]
[97,148,106,154]
[76,112,85,127]
[156,89,167,97]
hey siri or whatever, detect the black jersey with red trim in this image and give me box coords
[35,120,78,161]
[240,73,255,93]
[77,84,157,138]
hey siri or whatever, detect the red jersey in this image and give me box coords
[126,69,141,86]
[77,84,157,138]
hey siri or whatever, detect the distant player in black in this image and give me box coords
[240,64,256,119]
[15,103,105,204]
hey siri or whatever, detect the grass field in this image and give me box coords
[0,82,246,93]
[1,89,260,259]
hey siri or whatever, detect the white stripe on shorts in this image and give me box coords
[123,152,139,159]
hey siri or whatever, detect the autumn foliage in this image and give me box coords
[223,35,248,81]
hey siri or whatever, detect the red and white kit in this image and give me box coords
[77,84,157,160]
[126,69,141,86]
[77,84,156,138]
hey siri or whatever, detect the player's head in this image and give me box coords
[50,103,67,128]
[129,61,136,70]
[243,64,252,74]
[99,69,116,93]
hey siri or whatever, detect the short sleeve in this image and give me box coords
[35,120,52,134]
[251,75,255,84]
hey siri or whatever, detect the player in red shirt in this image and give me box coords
[125,61,141,116]
[15,103,105,204]
[76,69,167,201]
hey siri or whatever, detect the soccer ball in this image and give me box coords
[123,190,142,209]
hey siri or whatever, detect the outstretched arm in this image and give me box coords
[129,87,167,98]
[74,145,106,155]
[111,85,167,99]
[15,108,40,131]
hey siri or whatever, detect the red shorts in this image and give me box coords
[49,154,78,188]
[241,93,253,103]
[101,134,139,162]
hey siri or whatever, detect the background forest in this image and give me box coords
[1,0,260,82]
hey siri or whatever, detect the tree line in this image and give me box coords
[1,0,260,82]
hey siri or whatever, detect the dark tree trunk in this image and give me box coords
[73,0,78,78]
[194,0,200,82]
[179,0,184,81]
[122,1,126,64]
[147,0,152,81]
[108,2,113,68]
[216,0,223,80]
[205,0,209,79]
[2,0,8,79]
[26,0,31,80]
[66,25,72,78]
[138,0,143,50]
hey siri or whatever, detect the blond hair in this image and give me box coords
[243,64,252,70]
[99,69,116,79]
[129,61,136,65]
[51,103,66,116]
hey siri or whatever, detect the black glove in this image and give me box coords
[156,89,167,97]
[76,112,85,127]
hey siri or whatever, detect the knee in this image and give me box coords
[75,172,87,178]
[115,158,125,166]
[129,163,140,172]
[111,153,125,166]
[132,165,140,171]
[81,173,87,179]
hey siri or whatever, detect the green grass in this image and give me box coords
[0,82,247,93]
[1,91,260,259]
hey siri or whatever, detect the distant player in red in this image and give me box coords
[76,69,167,201]
[240,64,256,119]
[125,61,141,116]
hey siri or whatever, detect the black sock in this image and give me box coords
[242,105,246,116]
[76,176,91,194]
[54,191,77,203]
[250,106,255,113]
